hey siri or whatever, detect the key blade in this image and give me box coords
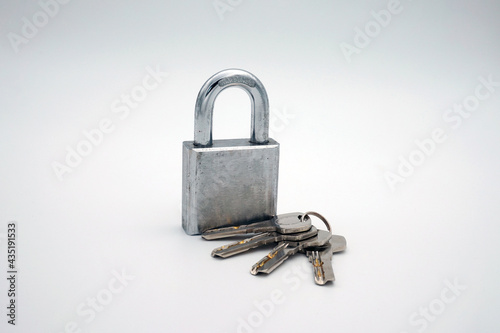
[250,243,298,275]
[309,251,328,285]
[211,233,278,258]
[309,248,335,285]
[305,235,346,285]
[202,219,276,240]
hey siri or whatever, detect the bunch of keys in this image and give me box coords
[202,212,346,285]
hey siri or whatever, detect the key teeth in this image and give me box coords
[250,243,288,275]
[201,226,240,240]
[250,256,272,275]
[313,272,335,285]
[311,252,325,285]
[307,246,338,285]
[210,244,228,257]
[212,249,232,258]
[250,260,266,275]
[315,272,335,285]
[315,278,326,285]
[314,277,334,285]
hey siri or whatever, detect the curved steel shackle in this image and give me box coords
[194,69,270,146]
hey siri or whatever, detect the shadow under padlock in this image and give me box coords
[182,69,279,235]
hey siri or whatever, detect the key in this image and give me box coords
[211,226,319,258]
[202,213,312,240]
[304,234,346,285]
[250,230,332,275]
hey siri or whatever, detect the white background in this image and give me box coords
[1,0,499,332]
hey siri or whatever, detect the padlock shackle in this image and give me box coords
[194,69,270,146]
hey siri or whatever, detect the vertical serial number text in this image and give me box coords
[6,222,17,325]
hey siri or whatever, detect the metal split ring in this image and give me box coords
[300,211,331,233]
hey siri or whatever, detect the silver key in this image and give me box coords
[305,234,346,285]
[211,227,319,258]
[250,230,332,275]
[202,213,311,240]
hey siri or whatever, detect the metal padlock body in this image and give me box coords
[182,69,279,235]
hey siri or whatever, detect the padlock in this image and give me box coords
[182,69,279,235]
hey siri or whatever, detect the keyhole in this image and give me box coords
[212,87,251,140]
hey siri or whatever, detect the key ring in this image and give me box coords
[300,211,331,233]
